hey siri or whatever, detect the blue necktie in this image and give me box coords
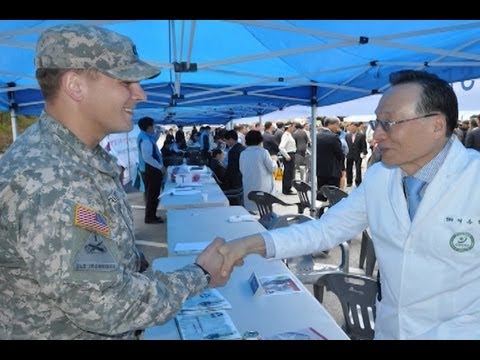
[404,176,425,220]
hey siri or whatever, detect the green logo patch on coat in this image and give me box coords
[449,232,475,252]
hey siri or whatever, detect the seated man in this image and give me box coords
[209,148,227,188]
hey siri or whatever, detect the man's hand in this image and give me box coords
[218,238,248,278]
[195,238,231,287]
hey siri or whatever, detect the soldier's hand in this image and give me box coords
[219,239,247,278]
[195,237,230,287]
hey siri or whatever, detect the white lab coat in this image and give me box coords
[267,137,480,339]
[239,146,277,212]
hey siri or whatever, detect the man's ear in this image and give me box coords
[61,71,85,102]
[433,114,445,135]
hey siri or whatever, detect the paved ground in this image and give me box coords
[128,169,371,335]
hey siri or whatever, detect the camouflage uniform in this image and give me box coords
[0,112,208,339]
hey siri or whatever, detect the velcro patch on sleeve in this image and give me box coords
[74,233,118,272]
[74,204,111,237]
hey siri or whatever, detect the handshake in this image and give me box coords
[194,235,265,287]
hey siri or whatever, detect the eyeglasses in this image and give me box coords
[369,113,439,133]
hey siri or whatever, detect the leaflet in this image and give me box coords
[181,288,232,313]
[249,272,303,296]
[175,310,241,340]
[173,242,209,255]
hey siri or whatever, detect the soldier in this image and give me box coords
[0,24,229,339]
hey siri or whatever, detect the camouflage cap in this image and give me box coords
[35,24,161,82]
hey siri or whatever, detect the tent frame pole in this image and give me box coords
[10,107,18,142]
[309,104,317,217]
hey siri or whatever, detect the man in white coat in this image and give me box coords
[216,69,480,339]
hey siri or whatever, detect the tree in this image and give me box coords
[0,112,37,153]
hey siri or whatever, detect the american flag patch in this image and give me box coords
[74,204,111,237]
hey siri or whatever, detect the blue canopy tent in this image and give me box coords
[2,20,480,210]
[3,20,480,118]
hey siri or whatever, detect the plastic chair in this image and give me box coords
[267,213,351,286]
[185,149,206,166]
[321,185,348,205]
[359,230,377,277]
[224,187,244,206]
[247,191,301,219]
[210,171,244,206]
[163,154,185,167]
[291,180,323,218]
[314,273,378,340]
[268,213,313,229]
[318,186,377,277]
[318,185,348,214]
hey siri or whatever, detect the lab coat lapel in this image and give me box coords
[388,168,411,230]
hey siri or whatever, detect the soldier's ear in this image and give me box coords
[62,70,85,102]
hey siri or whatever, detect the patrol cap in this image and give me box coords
[35,24,161,82]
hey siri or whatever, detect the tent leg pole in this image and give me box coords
[10,107,18,142]
[310,104,317,216]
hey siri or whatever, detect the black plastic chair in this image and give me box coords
[318,185,348,215]
[320,185,348,204]
[359,230,377,277]
[210,171,244,206]
[292,180,323,218]
[268,213,313,229]
[247,191,301,218]
[163,154,185,167]
[267,213,351,286]
[314,273,378,340]
[224,187,244,206]
[185,149,206,166]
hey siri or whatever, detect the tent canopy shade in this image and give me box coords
[2,20,480,124]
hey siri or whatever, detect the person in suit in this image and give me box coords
[209,148,228,187]
[315,116,345,201]
[175,125,187,150]
[273,121,285,146]
[223,130,245,191]
[262,121,280,156]
[345,122,368,187]
[465,123,480,151]
[292,122,310,181]
[217,69,480,339]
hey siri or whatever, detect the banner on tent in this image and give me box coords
[100,127,141,185]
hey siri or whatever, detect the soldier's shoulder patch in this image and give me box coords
[74,232,118,272]
[73,204,111,237]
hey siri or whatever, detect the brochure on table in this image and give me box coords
[249,272,303,296]
[175,289,240,340]
[173,242,210,255]
[175,310,241,340]
[180,288,232,313]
